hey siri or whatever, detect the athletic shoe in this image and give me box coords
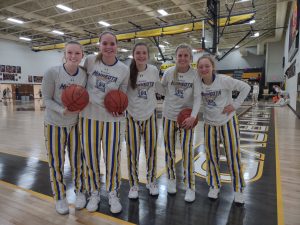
[184,188,195,202]
[75,192,86,209]
[55,198,69,215]
[128,185,139,199]
[234,191,245,204]
[86,191,100,212]
[167,179,177,194]
[109,191,122,213]
[146,182,159,196]
[208,187,220,199]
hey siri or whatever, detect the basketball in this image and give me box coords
[104,89,128,114]
[177,108,198,129]
[61,84,89,111]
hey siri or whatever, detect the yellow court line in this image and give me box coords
[0,180,136,225]
[274,110,284,225]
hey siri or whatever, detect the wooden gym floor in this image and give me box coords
[0,99,299,225]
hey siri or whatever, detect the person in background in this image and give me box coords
[252,82,259,106]
[161,44,201,202]
[197,54,250,204]
[42,41,87,215]
[80,31,129,214]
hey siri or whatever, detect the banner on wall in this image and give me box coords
[288,0,300,62]
[0,64,21,81]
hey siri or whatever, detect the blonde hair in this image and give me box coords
[95,31,117,62]
[196,54,216,74]
[174,44,193,82]
[63,41,84,63]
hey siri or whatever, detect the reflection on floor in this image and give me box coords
[0,100,279,225]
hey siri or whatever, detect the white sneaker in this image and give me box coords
[167,179,177,194]
[184,188,195,202]
[234,191,245,204]
[75,192,86,209]
[146,182,159,196]
[109,191,122,213]
[208,187,220,199]
[86,191,100,212]
[128,185,139,199]
[55,198,69,215]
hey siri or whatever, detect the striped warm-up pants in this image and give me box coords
[80,117,121,193]
[44,123,84,201]
[126,112,157,187]
[163,117,195,190]
[204,115,246,192]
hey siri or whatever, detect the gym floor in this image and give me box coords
[0,99,299,225]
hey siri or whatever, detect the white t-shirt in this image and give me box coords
[127,64,160,121]
[81,55,130,122]
[161,66,201,121]
[200,74,250,126]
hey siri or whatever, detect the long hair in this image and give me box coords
[196,54,216,74]
[95,31,117,63]
[174,44,193,82]
[129,42,149,89]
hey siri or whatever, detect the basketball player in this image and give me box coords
[42,41,87,214]
[80,31,129,214]
[126,43,161,199]
[161,44,201,202]
[196,54,250,204]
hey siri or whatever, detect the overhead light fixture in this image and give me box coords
[120,48,129,52]
[137,38,144,40]
[237,0,251,2]
[98,21,111,27]
[52,30,64,35]
[128,55,133,58]
[192,49,197,52]
[7,18,24,24]
[94,52,98,55]
[19,37,31,41]
[183,27,189,31]
[248,19,256,24]
[157,9,168,16]
[251,32,259,37]
[235,45,240,48]
[56,4,73,12]
[159,44,165,48]
[163,41,170,44]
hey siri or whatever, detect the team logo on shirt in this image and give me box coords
[92,70,117,92]
[202,90,221,106]
[171,81,193,98]
[137,81,154,99]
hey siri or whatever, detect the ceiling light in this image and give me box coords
[56,4,73,12]
[237,0,251,2]
[19,37,31,41]
[183,27,189,31]
[163,41,170,44]
[159,44,165,48]
[235,45,240,48]
[251,32,259,37]
[120,48,129,52]
[249,19,255,24]
[98,21,111,27]
[128,55,133,58]
[137,38,144,40]
[94,52,98,55]
[52,30,64,35]
[157,9,168,16]
[7,18,24,24]
[192,49,197,52]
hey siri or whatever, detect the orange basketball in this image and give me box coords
[61,84,89,111]
[177,108,198,129]
[104,89,128,114]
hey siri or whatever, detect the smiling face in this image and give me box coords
[197,57,214,79]
[176,48,192,71]
[99,33,117,59]
[64,43,83,67]
[133,45,148,66]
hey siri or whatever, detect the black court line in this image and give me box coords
[0,105,279,225]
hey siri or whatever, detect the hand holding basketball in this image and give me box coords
[104,89,128,114]
[177,108,198,129]
[61,84,89,112]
